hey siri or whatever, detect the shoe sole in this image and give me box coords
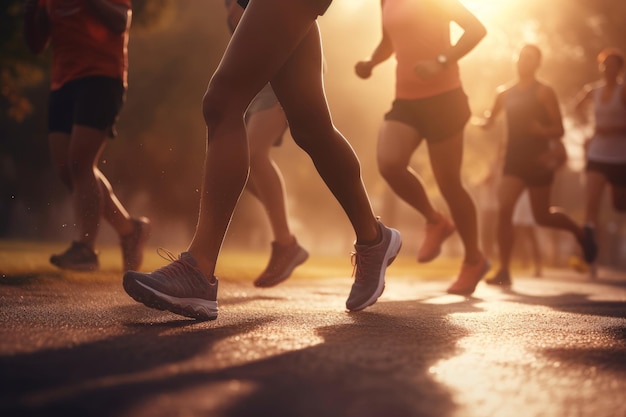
[123,275,218,321]
[254,249,309,288]
[417,224,455,263]
[347,228,402,312]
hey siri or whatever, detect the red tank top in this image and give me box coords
[41,0,131,90]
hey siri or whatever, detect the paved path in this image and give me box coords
[1,252,625,417]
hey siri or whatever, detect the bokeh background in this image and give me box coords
[1,0,625,268]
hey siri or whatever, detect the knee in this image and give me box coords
[201,76,247,128]
[532,210,551,226]
[377,154,403,182]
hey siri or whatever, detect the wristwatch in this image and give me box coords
[437,54,449,67]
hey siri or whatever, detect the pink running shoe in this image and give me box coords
[417,213,455,263]
[254,239,309,288]
[447,256,491,296]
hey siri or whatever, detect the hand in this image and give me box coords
[355,61,374,79]
[413,60,444,80]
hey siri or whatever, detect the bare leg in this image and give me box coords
[585,171,607,226]
[269,24,379,244]
[496,176,525,273]
[528,185,583,239]
[187,0,378,278]
[428,131,481,263]
[377,121,438,222]
[50,127,134,249]
[611,184,626,212]
[246,103,293,245]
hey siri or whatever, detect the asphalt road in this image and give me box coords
[1,256,625,417]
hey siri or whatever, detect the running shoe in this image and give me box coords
[50,241,99,271]
[123,250,218,321]
[121,217,151,272]
[417,212,455,263]
[447,256,491,295]
[579,225,598,264]
[254,239,309,288]
[346,221,402,311]
[485,269,512,287]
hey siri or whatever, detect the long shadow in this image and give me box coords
[500,288,626,319]
[0,316,274,416]
[0,299,483,417]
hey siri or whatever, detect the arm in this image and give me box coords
[414,0,486,79]
[442,0,487,64]
[477,88,506,130]
[534,85,565,139]
[23,0,50,54]
[85,0,131,34]
[573,85,592,119]
[355,0,394,79]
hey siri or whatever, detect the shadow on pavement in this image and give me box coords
[0,299,483,417]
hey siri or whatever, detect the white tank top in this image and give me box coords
[587,83,626,163]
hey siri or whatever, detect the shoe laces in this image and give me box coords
[351,249,375,281]
[156,248,201,279]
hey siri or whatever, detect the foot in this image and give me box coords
[50,241,99,271]
[123,251,218,321]
[121,217,151,272]
[254,238,309,288]
[418,212,455,263]
[579,225,598,264]
[447,256,491,295]
[485,269,512,287]
[346,221,402,312]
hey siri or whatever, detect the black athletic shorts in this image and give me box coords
[502,158,555,187]
[384,88,471,142]
[237,0,332,15]
[48,76,125,137]
[587,160,626,187]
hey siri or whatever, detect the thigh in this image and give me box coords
[68,125,109,168]
[498,176,526,214]
[527,185,553,218]
[427,130,464,186]
[269,22,331,133]
[210,0,320,112]
[377,120,421,167]
[48,132,71,169]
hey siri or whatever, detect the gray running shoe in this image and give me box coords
[346,222,402,311]
[123,251,218,321]
[121,217,151,272]
[50,241,99,271]
[254,239,309,288]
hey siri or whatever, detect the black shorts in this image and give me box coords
[48,76,125,137]
[587,160,626,187]
[384,88,471,142]
[237,0,332,15]
[503,159,555,187]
